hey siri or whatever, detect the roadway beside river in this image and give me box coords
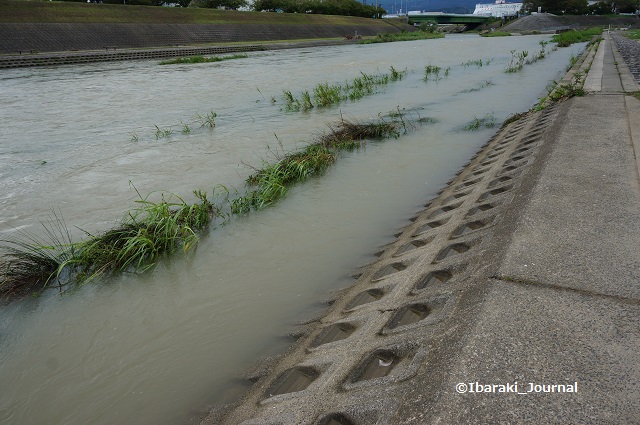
[206,33,640,423]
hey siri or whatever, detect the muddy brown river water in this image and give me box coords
[0,35,584,424]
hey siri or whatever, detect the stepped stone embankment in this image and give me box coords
[0,19,411,68]
[0,21,404,55]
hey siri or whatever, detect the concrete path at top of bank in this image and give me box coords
[415,33,640,424]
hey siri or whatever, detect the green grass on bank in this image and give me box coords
[625,29,640,39]
[552,27,603,47]
[0,0,391,25]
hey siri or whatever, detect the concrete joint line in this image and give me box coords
[584,38,605,92]
[491,274,640,306]
[624,94,640,182]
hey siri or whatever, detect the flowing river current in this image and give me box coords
[0,35,584,424]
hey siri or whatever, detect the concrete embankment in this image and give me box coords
[0,12,414,68]
[0,39,359,69]
[204,33,640,424]
[502,13,640,33]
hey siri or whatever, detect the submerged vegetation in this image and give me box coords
[159,54,248,65]
[360,31,444,44]
[281,67,407,111]
[1,113,424,301]
[424,64,449,81]
[463,112,496,131]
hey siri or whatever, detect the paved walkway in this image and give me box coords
[419,33,640,423]
[207,34,640,424]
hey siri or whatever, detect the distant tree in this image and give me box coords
[192,0,248,8]
[252,0,385,17]
[523,0,588,14]
[611,0,639,13]
[588,1,613,14]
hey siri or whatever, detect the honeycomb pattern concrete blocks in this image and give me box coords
[204,100,565,424]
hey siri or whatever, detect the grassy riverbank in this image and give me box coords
[0,0,392,26]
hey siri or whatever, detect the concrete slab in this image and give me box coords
[422,279,640,424]
[497,95,640,300]
[584,38,605,92]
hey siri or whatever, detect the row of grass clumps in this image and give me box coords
[282,66,407,111]
[360,31,444,44]
[159,54,248,65]
[552,27,603,47]
[231,114,415,213]
[0,114,423,301]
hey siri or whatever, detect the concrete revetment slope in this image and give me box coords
[204,33,640,424]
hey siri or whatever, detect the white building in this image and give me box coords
[473,0,522,17]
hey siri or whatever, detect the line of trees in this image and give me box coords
[522,0,639,14]
[250,0,385,17]
[71,0,387,16]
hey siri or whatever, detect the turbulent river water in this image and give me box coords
[0,35,584,424]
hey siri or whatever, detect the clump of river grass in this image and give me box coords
[463,112,496,131]
[0,191,218,299]
[281,66,407,112]
[424,64,450,81]
[237,115,408,212]
[552,28,602,47]
[505,49,529,73]
[360,31,444,44]
[159,54,248,65]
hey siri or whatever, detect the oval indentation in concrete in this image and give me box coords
[414,269,452,291]
[311,323,356,347]
[268,367,319,397]
[386,303,432,329]
[465,203,495,217]
[371,262,409,280]
[413,218,449,236]
[347,288,384,309]
[488,176,513,187]
[451,220,489,238]
[317,413,355,425]
[442,190,470,204]
[351,350,397,382]
[433,243,471,262]
[477,185,513,202]
[394,239,429,257]
[427,202,461,218]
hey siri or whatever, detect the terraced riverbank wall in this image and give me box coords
[0,18,410,68]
